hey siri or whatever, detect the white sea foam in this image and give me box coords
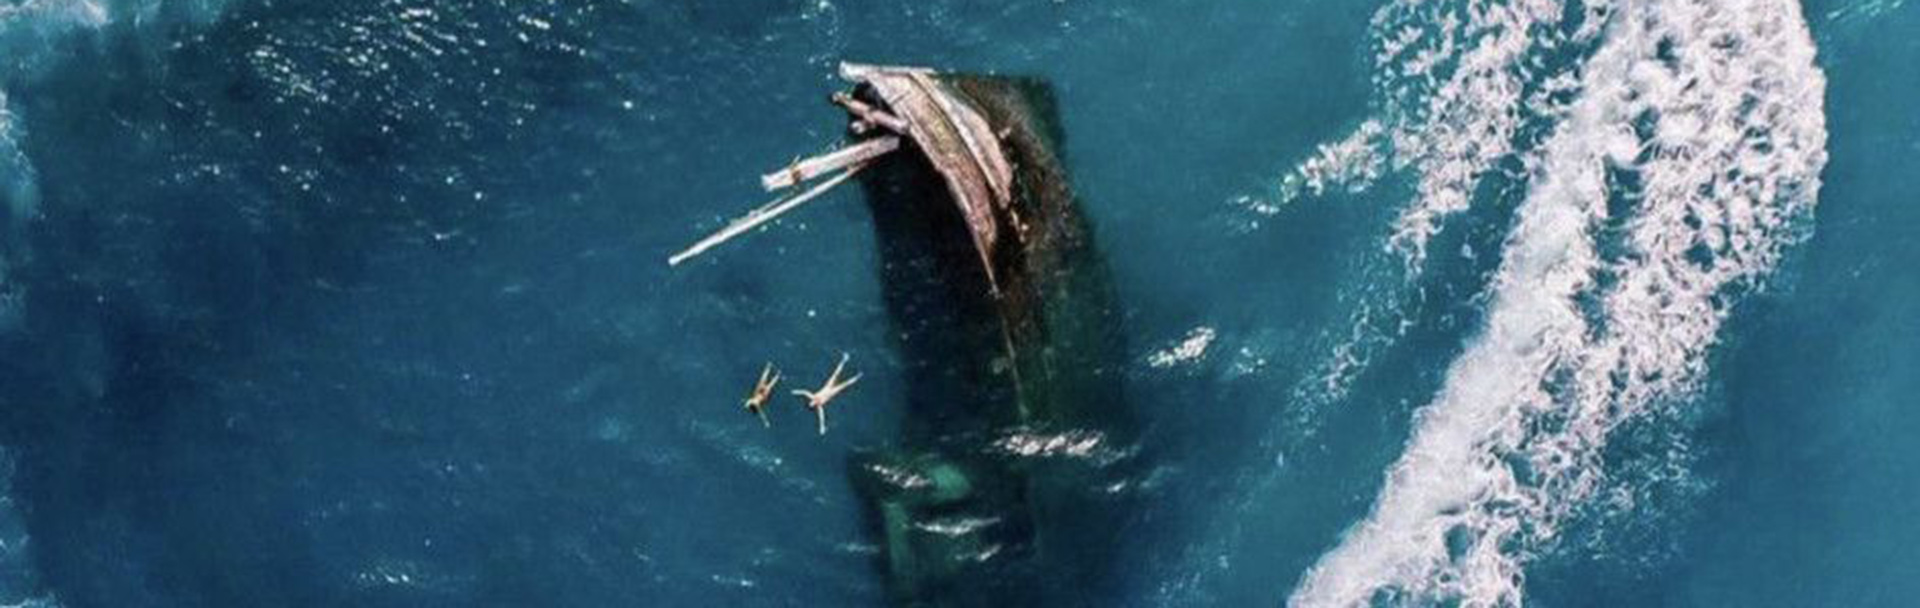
[1,78,32,336]
[0,90,34,221]
[0,0,111,33]
[1826,0,1907,26]
[1263,0,1602,264]
[1258,120,1390,218]
[1291,0,1827,605]
[1147,326,1218,369]
[1375,0,1598,268]
[1278,0,1611,410]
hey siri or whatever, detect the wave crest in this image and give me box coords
[1290,0,1827,605]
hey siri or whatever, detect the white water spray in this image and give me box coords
[1290,0,1827,605]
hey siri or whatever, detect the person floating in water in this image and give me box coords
[793,353,861,435]
[743,362,781,427]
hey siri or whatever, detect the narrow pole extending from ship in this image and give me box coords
[669,135,902,266]
[761,135,901,191]
[668,61,1015,282]
[667,162,872,266]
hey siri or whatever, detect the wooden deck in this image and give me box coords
[671,62,1019,293]
[840,63,1015,289]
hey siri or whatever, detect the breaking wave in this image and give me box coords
[0,112,20,333]
[1288,0,1828,605]
[1,86,34,333]
[0,90,34,221]
[1274,0,1614,411]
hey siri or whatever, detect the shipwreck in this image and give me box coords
[672,62,1137,605]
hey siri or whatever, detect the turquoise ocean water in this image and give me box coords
[0,0,1913,605]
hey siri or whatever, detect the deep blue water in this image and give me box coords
[0,0,1913,606]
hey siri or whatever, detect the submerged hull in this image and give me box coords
[845,67,1136,605]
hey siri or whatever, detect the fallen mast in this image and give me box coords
[670,62,1136,605]
[669,63,1018,293]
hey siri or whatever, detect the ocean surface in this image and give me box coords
[0,0,1913,605]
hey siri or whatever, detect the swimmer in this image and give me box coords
[792,352,861,435]
[743,362,780,427]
